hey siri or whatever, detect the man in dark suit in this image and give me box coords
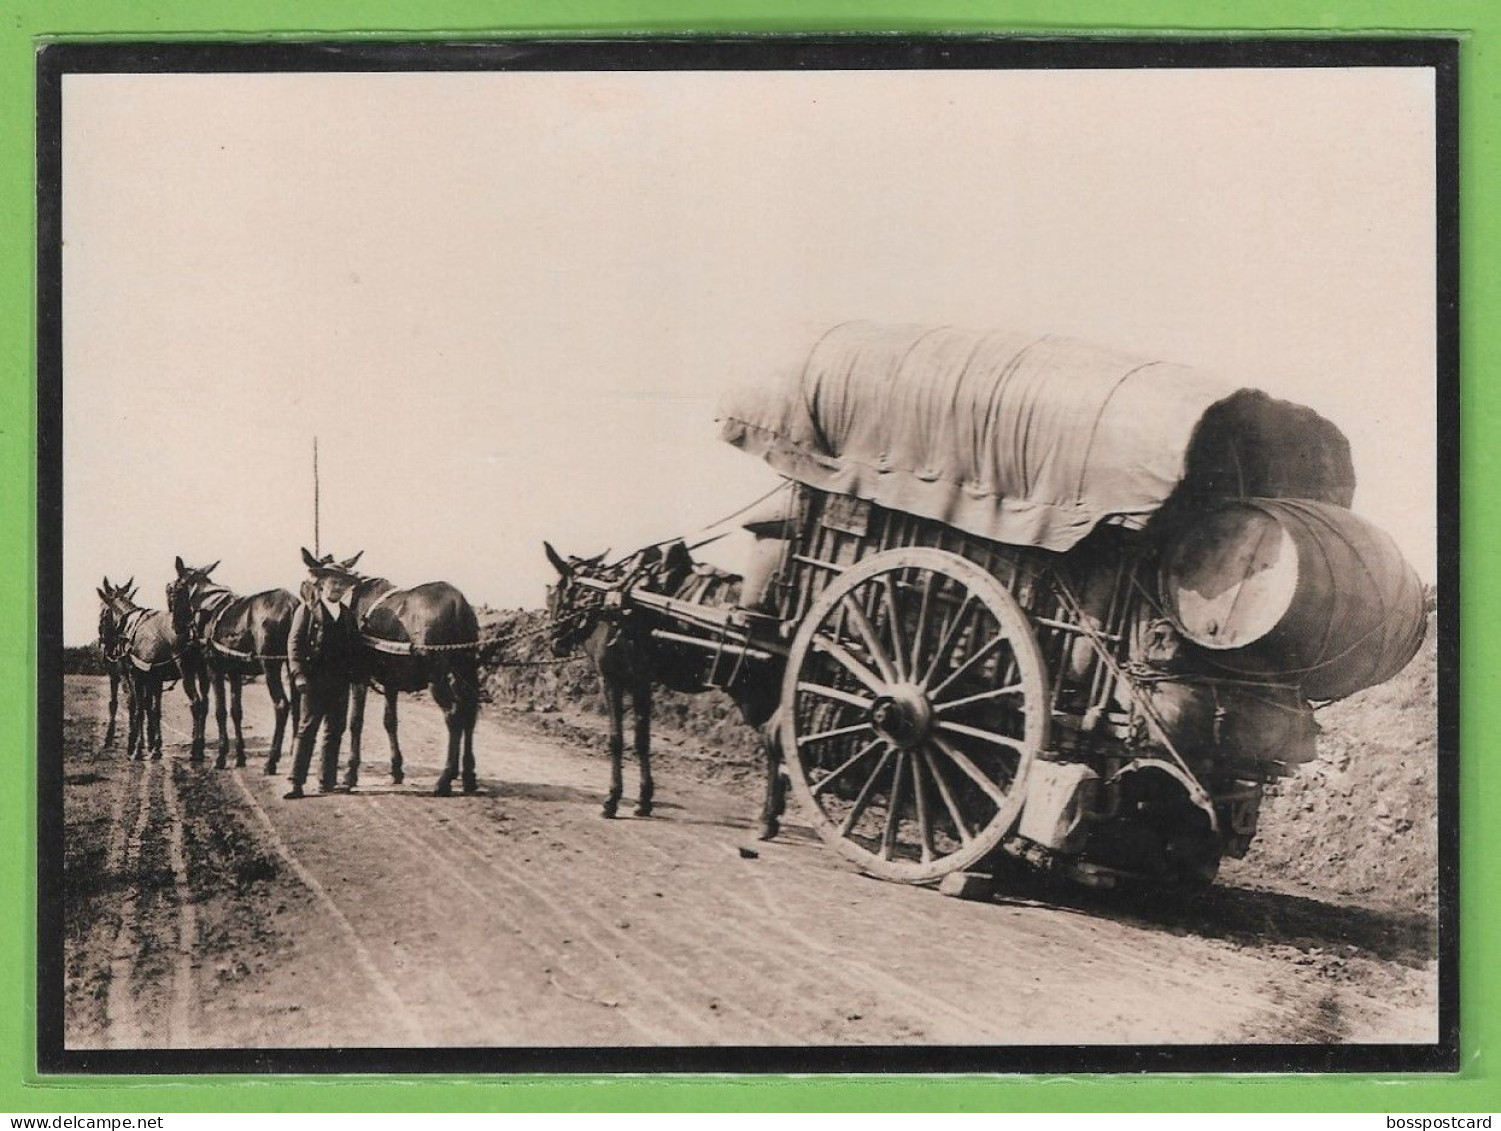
[284,548,361,799]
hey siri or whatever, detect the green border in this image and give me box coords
[4,0,1490,1112]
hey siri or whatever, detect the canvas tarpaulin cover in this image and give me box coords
[717,322,1353,553]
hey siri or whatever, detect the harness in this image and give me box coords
[195,585,291,663]
[117,607,189,676]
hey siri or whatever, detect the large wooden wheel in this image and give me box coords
[780,547,1049,883]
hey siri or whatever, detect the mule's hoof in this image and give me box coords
[283,786,304,800]
[264,762,279,776]
[343,777,359,791]
[391,773,404,786]
[601,805,618,820]
[634,804,653,818]
[433,780,453,797]
[757,822,780,842]
[462,778,479,795]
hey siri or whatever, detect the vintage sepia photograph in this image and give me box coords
[38,39,1456,1073]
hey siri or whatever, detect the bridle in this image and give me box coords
[548,575,607,654]
[168,573,233,648]
[549,551,662,654]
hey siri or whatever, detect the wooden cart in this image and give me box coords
[590,322,1422,887]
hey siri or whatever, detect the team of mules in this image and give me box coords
[95,550,483,798]
[94,540,786,837]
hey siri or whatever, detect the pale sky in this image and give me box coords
[62,66,1437,644]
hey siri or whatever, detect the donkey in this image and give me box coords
[95,576,135,749]
[544,540,787,838]
[96,581,210,761]
[295,548,482,796]
[166,558,300,771]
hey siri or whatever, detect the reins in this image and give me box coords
[358,611,588,665]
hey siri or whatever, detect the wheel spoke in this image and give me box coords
[928,632,1005,700]
[838,745,896,837]
[933,683,1027,714]
[909,747,936,861]
[798,720,874,748]
[909,571,936,676]
[880,574,909,681]
[841,594,900,684]
[811,738,886,797]
[880,751,907,859]
[810,633,887,696]
[796,681,875,712]
[919,743,972,844]
[920,595,976,687]
[936,720,1028,755]
[931,733,1012,807]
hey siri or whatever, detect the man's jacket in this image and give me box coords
[288,597,358,690]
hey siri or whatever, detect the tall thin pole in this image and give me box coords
[313,436,320,558]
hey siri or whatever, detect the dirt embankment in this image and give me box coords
[1224,616,1440,911]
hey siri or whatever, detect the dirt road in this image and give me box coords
[60,674,1437,1049]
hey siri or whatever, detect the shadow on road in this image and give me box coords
[992,871,1435,967]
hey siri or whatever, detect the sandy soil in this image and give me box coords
[61,674,1437,1049]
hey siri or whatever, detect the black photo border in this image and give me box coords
[35,34,1461,1076]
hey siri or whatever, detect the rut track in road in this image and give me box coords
[160,759,198,1046]
[156,712,434,1045]
[358,797,685,1044]
[591,814,1020,1042]
[103,757,153,1048]
[438,809,818,1044]
[375,795,785,1043]
[226,768,431,1045]
[445,809,940,1042]
[356,699,825,1040]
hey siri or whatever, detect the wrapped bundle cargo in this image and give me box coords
[718,322,1356,554]
[1136,678,1320,769]
[1158,498,1426,700]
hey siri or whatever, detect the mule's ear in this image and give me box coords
[96,587,108,601]
[301,547,321,570]
[203,560,220,577]
[102,575,112,592]
[174,555,188,576]
[339,551,363,570]
[121,577,133,592]
[125,585,138,600]
[544,542,570,577]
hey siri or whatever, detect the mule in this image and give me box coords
[96,576,135,749]
[96,582,210,761]
[296,548,482,796]
[166,557,300,771]
[544,540,787,838]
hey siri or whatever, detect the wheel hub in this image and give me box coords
[869,682,932,750]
